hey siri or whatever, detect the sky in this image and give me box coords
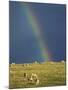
[9,1,66,64]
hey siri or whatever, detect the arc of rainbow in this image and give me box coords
[22,3,52,61]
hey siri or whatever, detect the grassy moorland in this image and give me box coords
[9,61,66,89]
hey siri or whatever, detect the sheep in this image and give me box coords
[27,73,38,82]
[35,79,40,85]
[30,73,40,85]
[23,72,40,85]
[31,73,38,79]
[29,77,33,81]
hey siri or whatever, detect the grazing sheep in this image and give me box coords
[31,73,38,79]
[30,77,33,81]
[23,72,40,85]
[35,79,40,85]
[30,73,39,85]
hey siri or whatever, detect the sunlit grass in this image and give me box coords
[9,61,66,89]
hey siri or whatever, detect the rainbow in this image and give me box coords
[22,3,52,61]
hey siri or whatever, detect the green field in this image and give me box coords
[9,61,66,89]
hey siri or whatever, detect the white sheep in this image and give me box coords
[31,73,40,85]
[30,77,33,81]
[36,79,40,85]
[31,73,38,79]
[23,72,40,85]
